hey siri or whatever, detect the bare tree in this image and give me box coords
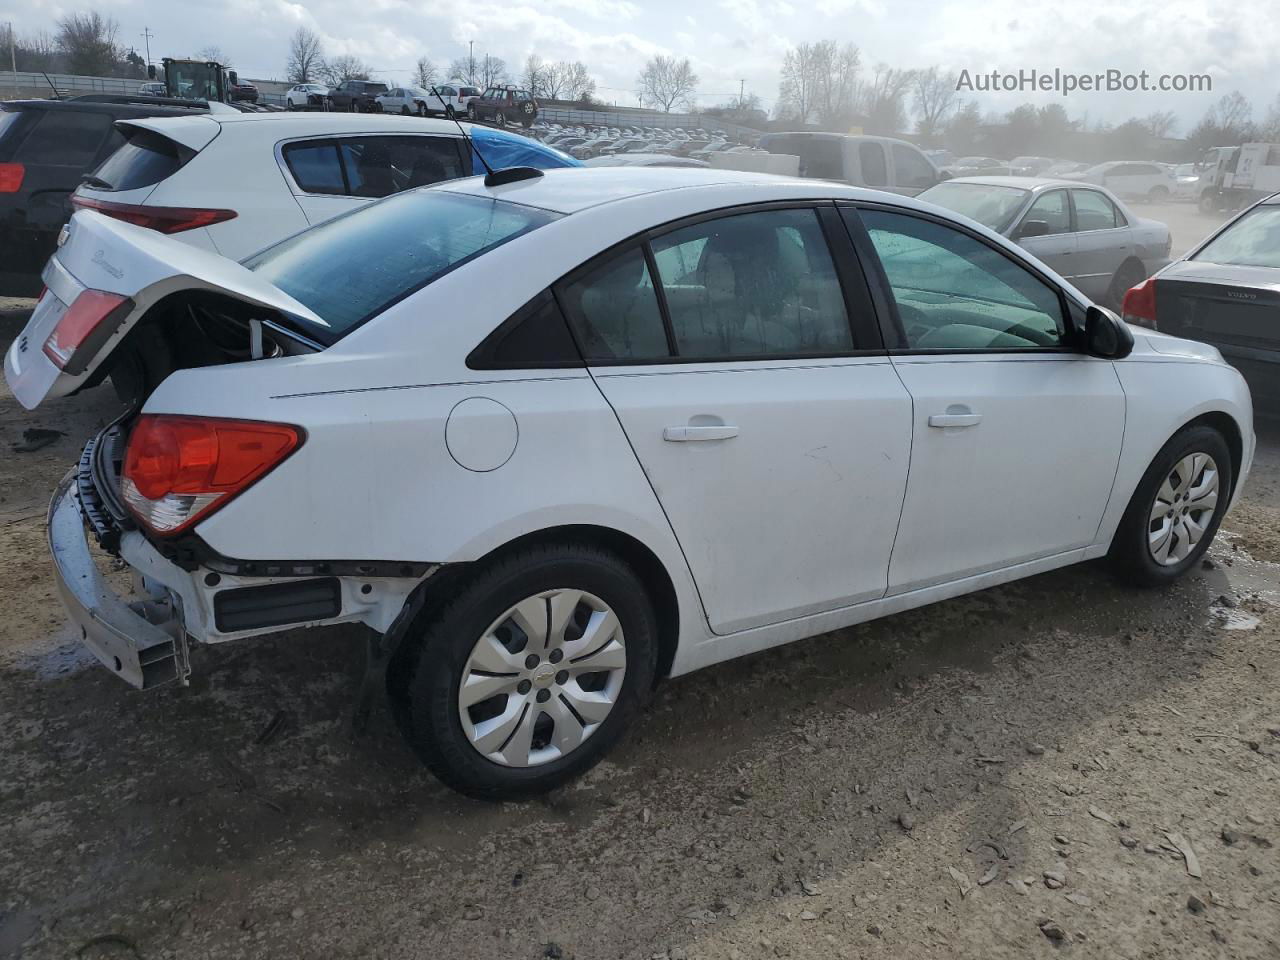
[321,54,372,86]
[563,61,595,101]
[1261,94,1280,143]
[479,54,508,88]
[777,43,821,122]
[857,64,915,135]
[1188,91,1256,152]
[811,41,859,127]
[1209,91,1252,133]
[521,54,545,96]
[56,12,120,76]
[196,45,231,68]
[286,27,325,83]
[414,56,438,89]
[1144,110,1178,139]
[637,55,697,112]
[914,66,959,140]
[447,57,473,84]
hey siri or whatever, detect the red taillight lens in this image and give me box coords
[0,163,25,193]
[42,289,132,372]
[1121,277,1158,329]
[71,195,237,234]
[122,416,303,535]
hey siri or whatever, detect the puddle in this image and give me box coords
[1208,606,1262,631]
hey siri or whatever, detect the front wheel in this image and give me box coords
[348,100,358,113]
[495,110,507,127]
[1106,258,1147,311]
[468,104,478,121]
[389,544,659,799]
[1109,425,1232,586]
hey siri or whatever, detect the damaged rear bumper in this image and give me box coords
[48,471,191,689]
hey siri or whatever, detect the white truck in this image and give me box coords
[1197,143,1280,212]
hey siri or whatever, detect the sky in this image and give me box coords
[9,0,1280,135]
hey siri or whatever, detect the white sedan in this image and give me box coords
[6,168,1254,798]
[284,83,329,110]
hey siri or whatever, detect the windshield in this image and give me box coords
[918,181,1030,232]
[1192,205,1280,269]
[245,190,560,341]
[165,62,222,100]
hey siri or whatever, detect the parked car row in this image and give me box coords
[531,121,763,162]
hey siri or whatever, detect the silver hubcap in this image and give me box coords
[1148,452,1220,566]
[457,589,626,767]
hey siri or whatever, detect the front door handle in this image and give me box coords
[663,425,740,442]
[928,412,982,428]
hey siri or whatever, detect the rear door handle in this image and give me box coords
[928,413,982,428]
[663,425,740,442]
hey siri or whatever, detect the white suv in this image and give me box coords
[70,113,578,260]
[7,168,1253,798]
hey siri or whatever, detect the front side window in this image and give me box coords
[1022,190,1071,235]
[246,191,559,341]
[860,209,1066,350]
[650,208,853,358]
[892,144,936,188]
[1072,190,1120,231]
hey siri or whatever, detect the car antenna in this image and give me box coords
[429,85,543,188]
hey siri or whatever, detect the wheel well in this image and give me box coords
[1181,411,1244,497]
[424,525,682,684]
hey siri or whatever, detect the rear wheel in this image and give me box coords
[418,102,427,117]
[1109,425,1232,586]
[401,104,410,115]
[389,544,658,799]
[1147,185,1170,202]
[348,100,358,113]
[495,110,507,128]
[468,103,478,121]
[1106,258,1147,311]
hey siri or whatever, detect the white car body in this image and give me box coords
[1063,161,1177,201]
[7,168,1254,795]
[284,83,329,110]
[70,114,493,261]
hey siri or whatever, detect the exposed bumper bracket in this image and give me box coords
[48,472,190,689]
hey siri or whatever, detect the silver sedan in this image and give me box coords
[918,176,1172,306]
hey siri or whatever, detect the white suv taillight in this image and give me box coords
[122,415,304,535]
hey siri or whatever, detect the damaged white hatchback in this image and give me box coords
[6,166,1254,798]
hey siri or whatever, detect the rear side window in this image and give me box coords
[858,143,888,187]
[245,190,559,341]
[892,144,936,188]
[1072,190,1121,230]
[90,129,194,191]
[15,110,113,165]
[0,109,26,149]
[560,247,669,359]
[284,136,467,198]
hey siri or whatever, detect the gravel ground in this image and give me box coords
[2,206,1278,960]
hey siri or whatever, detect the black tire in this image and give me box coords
[389,543,659,799]
[401,105,410,115]
[1147,185,1169,202]
[1198,191,1217,214]
[495,110,507,127]
[468,103,478,121]
[1109,425,1232,587]
[348,100,358,113]
[1106,258,1147,310]
[418,102,427,117]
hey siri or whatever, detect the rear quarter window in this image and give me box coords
[90,129,195,191]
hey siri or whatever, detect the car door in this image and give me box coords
[1069,189,1133,301]
[1103,163,1143,199]
[845,204,1124,595]
[854,141,889,190]
[1012,188,1078,283]
[889,143,940,196]
[558,204,913,634]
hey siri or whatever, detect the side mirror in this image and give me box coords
[1084,304,1134,359]
[147,64,157,79]
[1018,219,1051,239]
[228,70,239,85]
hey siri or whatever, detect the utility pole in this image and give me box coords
[739,78,744,106]
[141,27,154,66]
[7,21,17,95]
[468,40,474,85]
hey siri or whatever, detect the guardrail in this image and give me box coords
[1,70,142,97]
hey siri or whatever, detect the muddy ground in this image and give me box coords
[2,289,1280,958]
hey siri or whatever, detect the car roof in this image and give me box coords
[436,166,906,215]
[126,112,475,137]
[2,98,204,120]
[940,175,1105,191]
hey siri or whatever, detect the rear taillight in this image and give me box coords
[122,416,304,535]
[0,163,24,193]
[71,195,237,234]
[42,289,133,373]
[1121,277,1158,329]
